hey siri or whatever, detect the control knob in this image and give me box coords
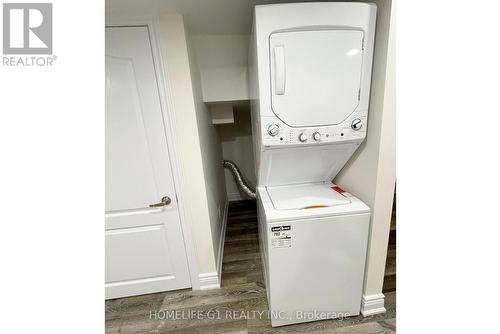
[298,133,307,142]
[267,124,280,136]
[312,132,321,141]
[351,119,363,131]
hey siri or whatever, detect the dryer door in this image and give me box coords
[269,30,364,127]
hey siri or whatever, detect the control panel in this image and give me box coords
[351,118,363,131]
[261,112,367,147]
[267,123,280,136]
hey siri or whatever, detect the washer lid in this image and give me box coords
[267,183,351,210]
[269,29,364,127]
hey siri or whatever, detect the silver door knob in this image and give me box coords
[149,196,171,208]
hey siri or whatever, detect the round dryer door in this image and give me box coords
[269,29,364,127]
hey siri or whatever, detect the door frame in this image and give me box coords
[105,15,200,290]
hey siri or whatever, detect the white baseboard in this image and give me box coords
[227,192,244,202]
[216,199,229,284]
[198,272,220,290]
[198,199,229,290]
[361,293,386,317]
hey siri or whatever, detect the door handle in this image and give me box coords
[149,196,172,208]
[273,45,286,95]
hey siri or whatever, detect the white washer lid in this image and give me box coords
[267,183,351,210]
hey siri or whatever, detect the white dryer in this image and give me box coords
[249,2,377,327]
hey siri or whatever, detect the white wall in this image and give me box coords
[157,12,227,287]
[217,106,256,201]
[192,35,250,102]
[334,0,395,298]
[185,26,228,279]
[191,34,255,200]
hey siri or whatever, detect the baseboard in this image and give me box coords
[216,199,229,284]
[198,199,228,290]
[227,192,244,202]
[198,272,220,290]
[361,293,386,317]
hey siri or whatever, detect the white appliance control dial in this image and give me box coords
[312,132,321,141]
[298,133,307,142]
[351,119,363,131]
[267,124,280,136]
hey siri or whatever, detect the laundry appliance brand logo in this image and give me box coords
[2,2,56,66]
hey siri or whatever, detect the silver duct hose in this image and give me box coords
[222,160,256,199]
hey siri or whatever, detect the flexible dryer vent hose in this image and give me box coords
[222,160,256,199]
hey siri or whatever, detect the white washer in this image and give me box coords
[257,182,370,327]
[249,3,377,327]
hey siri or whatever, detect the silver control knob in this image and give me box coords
[267,124,280,136]
[312,132,321,141]
[298,133,307,142]
[351,119,363,131]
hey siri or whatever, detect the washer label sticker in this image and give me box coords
[271,225,292,248]
[331,185,353,197]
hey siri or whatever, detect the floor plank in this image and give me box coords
[106,199,396,333]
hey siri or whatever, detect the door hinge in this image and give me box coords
[358,89,361,100]
[362,38,365,51]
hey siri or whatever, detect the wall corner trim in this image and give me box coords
[361,293,386,317]
[198,198,228,290]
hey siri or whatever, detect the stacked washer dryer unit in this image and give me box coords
[249,3,377,327]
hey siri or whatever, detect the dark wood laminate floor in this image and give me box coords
[105,200,396,333]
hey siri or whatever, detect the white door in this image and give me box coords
[270,30,364,127]
[105,26,191,299]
